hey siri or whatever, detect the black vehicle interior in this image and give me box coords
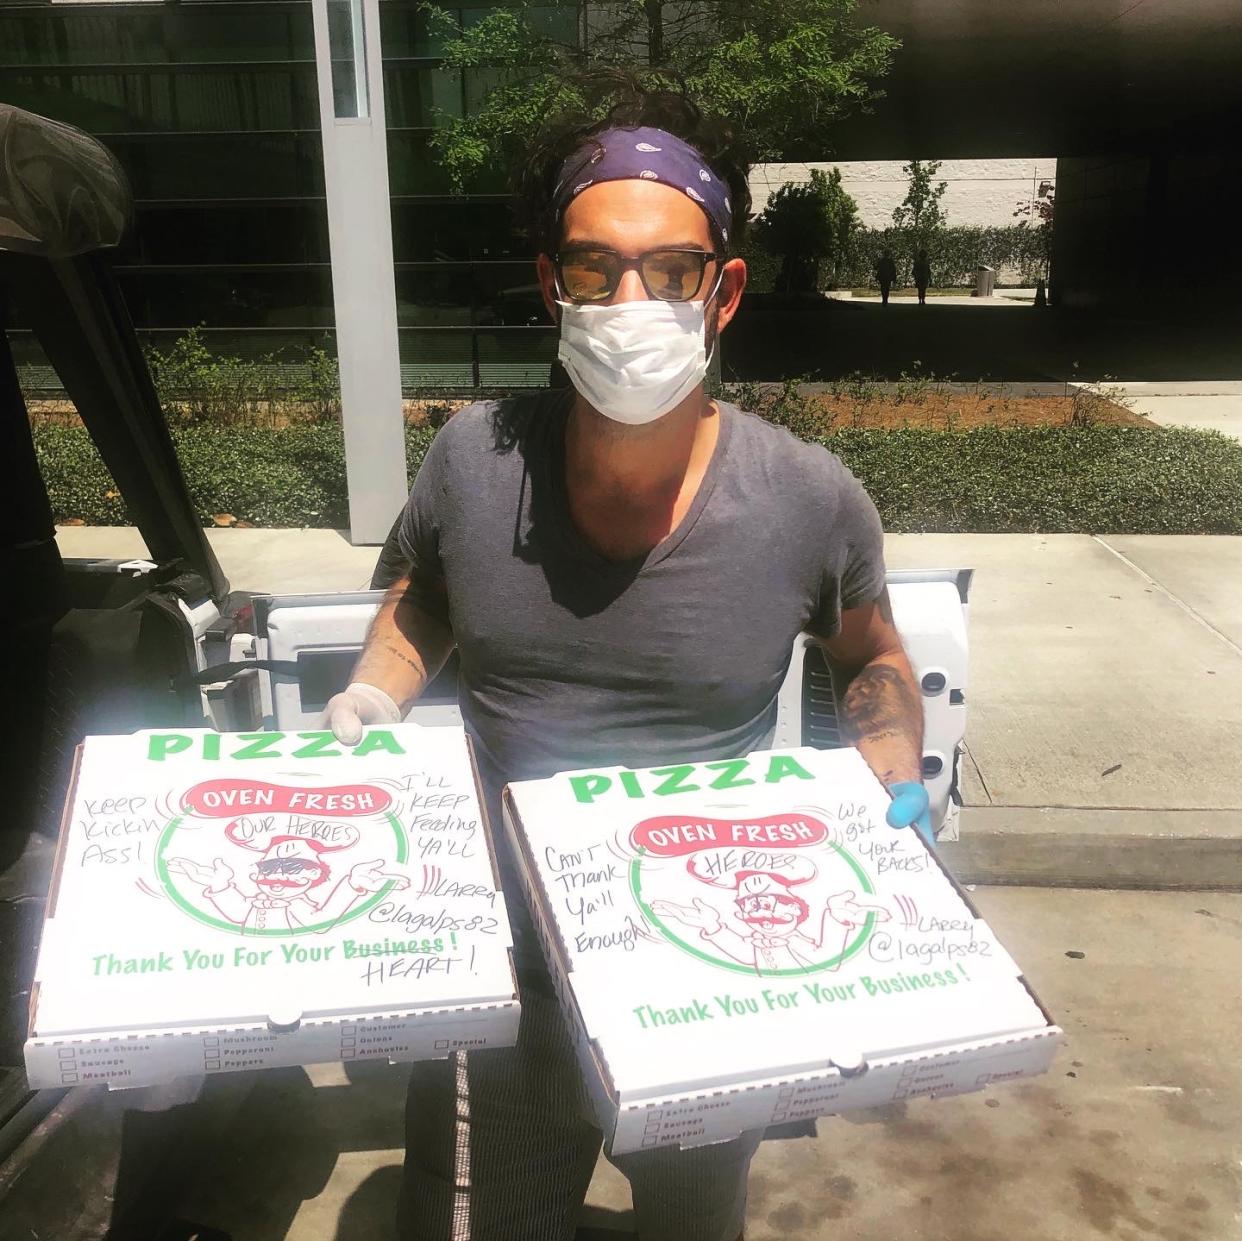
[1,103,234,1164]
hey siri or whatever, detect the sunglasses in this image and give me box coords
[555,247,723,304]
[257,857,319,876]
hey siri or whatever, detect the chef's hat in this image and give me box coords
[261,835,329,864]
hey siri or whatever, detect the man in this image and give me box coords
[913,247,932,305]
[326,86,930,1241]
[875,247,897,304]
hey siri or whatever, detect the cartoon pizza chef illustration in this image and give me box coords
[166,828,408,933]
[650,856,890,974]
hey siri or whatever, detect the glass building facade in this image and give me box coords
[0,0,565,389]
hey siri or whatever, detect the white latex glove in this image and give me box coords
[324,681,401,746]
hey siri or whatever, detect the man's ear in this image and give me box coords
[536,253,561,324]
[713,257,748,334]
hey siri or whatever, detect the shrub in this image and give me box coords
[292,345,342,421]
[35,424,437,529]
[138,328,345,426]
[145,328,278,425]
[35,419,1242,535]
[753,168,860,292]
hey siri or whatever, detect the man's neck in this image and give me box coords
[565,386,718,501]
[560,385,721,561]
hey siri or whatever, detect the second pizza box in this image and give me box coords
[503,745,1061,1154]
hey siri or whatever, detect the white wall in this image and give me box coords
[750,158,1057,230]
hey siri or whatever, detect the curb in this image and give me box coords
[939,806,1242,891]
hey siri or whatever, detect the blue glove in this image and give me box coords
[886,781,935,849]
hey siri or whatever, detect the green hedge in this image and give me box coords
[740,224,1049,292]
[33,421,1242,535]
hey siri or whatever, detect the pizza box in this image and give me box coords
[502,745,1062,1155]
[25,724,518,1089]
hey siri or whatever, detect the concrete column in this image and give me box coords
[311,0,407,544]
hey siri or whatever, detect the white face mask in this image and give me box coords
[557,298,713,425]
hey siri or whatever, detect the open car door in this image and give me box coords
[1,103,236,1185]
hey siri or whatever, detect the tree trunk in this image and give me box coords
[645,0,664,65]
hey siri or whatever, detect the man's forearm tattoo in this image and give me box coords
[838,663,922,750]
[381,638,425,677]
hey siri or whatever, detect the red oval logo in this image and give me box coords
[631,813,829,857]
[181,779,391,818]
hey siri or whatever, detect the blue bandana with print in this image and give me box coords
[552,125,734,247]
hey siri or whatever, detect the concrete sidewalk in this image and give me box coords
[56,526,1242,886]
[58,524,379,593]
[884,533,1242,888]
[1109,380,1242,443]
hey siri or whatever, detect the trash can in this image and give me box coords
[973,265,996,298]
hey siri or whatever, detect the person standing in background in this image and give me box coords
[875,248,897,304]
[913,248,932,305]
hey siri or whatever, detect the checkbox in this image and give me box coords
[778,1087,795,1099]
[644,1122,660,1135]
[772,1110,788,1124]
[646,1110,662,1120]
[341,1048,356,1059]
[641,1136,659,1148]
[202,1036,220,1047]
[434,1039,450,1050]
[342,1024,357,1035]
[341,1037,356,1049]
[60,1071,79,1084]
[204,1059,221,1071]
[58,1047,76,1060]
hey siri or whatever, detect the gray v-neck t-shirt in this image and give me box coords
[398,391,887,823]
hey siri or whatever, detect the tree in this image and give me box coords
[420,0,901,191]
[754,167,859,293]
[1014,183,1055,282]
[891,159,947,236]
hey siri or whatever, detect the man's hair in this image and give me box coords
[514,70,752,256]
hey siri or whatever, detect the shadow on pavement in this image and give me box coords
[333,1164,403,1241]
[111,1067,339,1240]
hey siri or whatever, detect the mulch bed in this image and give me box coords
[799,391,1151,431]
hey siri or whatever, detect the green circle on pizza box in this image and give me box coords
[155,776,410,938]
